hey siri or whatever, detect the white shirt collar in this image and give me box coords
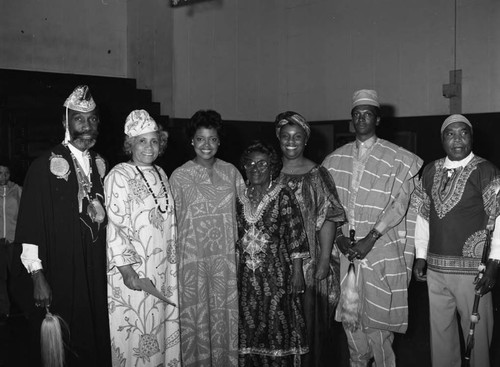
[443,152,474,169]
[67,142,87,157]
[356,135,377,149]
[67,143,90,175]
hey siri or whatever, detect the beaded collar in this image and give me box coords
[241,183,282,224]
[135,165,170,213]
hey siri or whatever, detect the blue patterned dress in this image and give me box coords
[105,162,180,367]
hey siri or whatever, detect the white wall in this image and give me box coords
[127,0,174,116]
[171,0,500,121]
[0,0,128,77]
[0,0,174,115]
[1,0,498,121]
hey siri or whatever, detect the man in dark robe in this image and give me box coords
[14,85,111,366]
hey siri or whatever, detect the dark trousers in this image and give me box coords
[0,239,13,315]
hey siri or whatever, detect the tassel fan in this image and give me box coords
[41,307,68,367]
[338,261,360,332]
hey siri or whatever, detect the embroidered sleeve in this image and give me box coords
[104,168,141,271]
[411,168,431,222]
[482,177,500,221]
[479,164,500,259]
[412,180,430,221]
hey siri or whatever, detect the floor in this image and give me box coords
[1,280,499,367]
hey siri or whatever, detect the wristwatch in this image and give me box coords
[369,228,382,240]
[30,269,43,278]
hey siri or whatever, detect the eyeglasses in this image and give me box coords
[244,160,269,171]
[352,111,376,120]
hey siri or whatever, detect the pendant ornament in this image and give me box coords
[49,153,70,181]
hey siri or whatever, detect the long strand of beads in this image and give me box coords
[136,166,169,213]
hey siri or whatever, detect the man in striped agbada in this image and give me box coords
[322,89,422,367]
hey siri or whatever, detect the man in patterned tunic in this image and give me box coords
[322,89,422,367]
[14,86,111,366]
[413,114,500,367]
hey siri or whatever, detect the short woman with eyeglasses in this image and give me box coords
[236,141,309,367]
[170,110,245,367]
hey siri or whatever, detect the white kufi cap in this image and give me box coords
[441,114,472,134]
[352,89,380,108]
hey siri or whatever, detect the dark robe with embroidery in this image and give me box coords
[14,144,111,367]
[236,184,310,367]
[415,155,500,274]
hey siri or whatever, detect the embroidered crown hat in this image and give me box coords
[441,114,472,134]
[352,89,380,108]
[124,110,158,137]
[63,85,96,112]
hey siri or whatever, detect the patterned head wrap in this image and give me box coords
[124,109,158,137]
[441,114,472,134]
[275,112,311,140]
[352,89,380,108]
[63,85,97,144]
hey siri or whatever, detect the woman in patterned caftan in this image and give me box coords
[170,110,245,367]
[105,110,180,367]
[237,141,310,367]
[275,111,346,367]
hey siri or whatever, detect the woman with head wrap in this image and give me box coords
[237,140,309,366]
[104,110,180,366]
[275,111,346,366]
[169,110,245,366]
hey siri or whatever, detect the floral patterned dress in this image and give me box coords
[105,162,180,367]
[236,184,310,367]
[170,159,245,367]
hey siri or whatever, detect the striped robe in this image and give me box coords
[322,138,422,333]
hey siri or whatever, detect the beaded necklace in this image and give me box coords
[136,165,169,213]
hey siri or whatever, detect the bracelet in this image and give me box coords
[369,229,382,240]
[31,269,43,278]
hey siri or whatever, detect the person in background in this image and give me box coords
[322,89,422,367]
[275,111,346,366]
[0,158,22,320]
[170,109,245,366]
[413,114,500,367]
[237,141,309,366]
[105,110,181,367]
[15,85,111,366]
